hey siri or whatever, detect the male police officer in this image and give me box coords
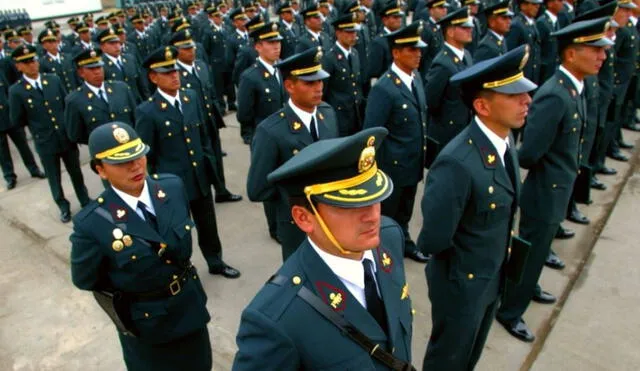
[136,46,241,279]
[9,45,90,222]
[70,123,212,371]
[369,1,405,79]
[38,29,78,92]
[295,3,333,53]
[364,23,429,263]
[247,47,339,260]
[506,0,542,86]
[419,45,536,370]
[64,48,137,145]
[473,0,513,62]
[419,0,449,74]
[496,17,613,342]
[277,1,301,60]
[537,0,563,83]
[234,128,414,370]
[202,2,231,111]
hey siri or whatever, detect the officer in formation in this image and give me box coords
[232,14,262,95]
[247,46,338,261]
[234,128,414,370]
[38,29,78,92]
[136,46,241,279]
[473,0,513,62]
[417,0,449,74]
[419,45,535,371]
[70,123,212,371]
[369,1,405,79]
[364,22,430,263]
[296,3,334,53]
[277,1,302,60]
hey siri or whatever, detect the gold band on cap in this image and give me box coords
[77,26,90,32]
[176,24,190,31]
[451,17,471,25]
[291,64,322,76]
[493,7,510,14]
[132,18,144,23]
[323,171,390,203]
[100,35,119,42]
[15,52,36,61]
[483,71,524,89]
[395,36,420,44]
[78,56,101,66]
[174,39,195,46]
[149,59,177,70]
[338,23,358,29]
[248,22,265,31]
[304,164,378,197]
[40,36,57,42]
[259,31,280,39]
[233,13,247,19]
[96,138,143,159]
[305,10,321,16]
[573,32,606,43]
[385,7,402,14]
[430,0,447,7]
[279,6,293,12]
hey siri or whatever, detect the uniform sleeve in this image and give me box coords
[232,308,300,371]
[417,155,471,255]
[69,222,104,290]
[518,93,564,168]
[424,62,451,115]
[247,124,280,201]
[363,83,392,129]
[236,72,256,126]
[8,86,27,128]
[368,39,385,79]
[135,105,159,173]
[505,23,523,51]
[64,94,89,144]
[126,87,137,124]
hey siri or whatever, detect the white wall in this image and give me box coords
[0,0,102,21]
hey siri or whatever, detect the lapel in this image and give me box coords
[388,70,417,107]
[556,70,584,120]
[147,176,175,237]
[256,62,282,99]
[444,44,466,71]
[19,77,42,102]
[469,120,514,194]
[284,103,313,146]
[40,76,55,102]
[298,242,388,342]
[372,246,403,349]
[82,83,110,113]
[153,90,183,122]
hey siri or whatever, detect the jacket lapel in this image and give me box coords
[83,84,109,113]
[389,70,417,107]
[284,103,313,146]
[556,70,584,120]
[154,90,183,122]
[372,246,402,349]
[147,177,175,237]
[470,120,514,194]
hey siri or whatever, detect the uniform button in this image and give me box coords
[186,138,191,143]
[572,127,577,132]
[423,146,427,150]
[411,309,416,315]
[165,260,172,264]
[144,312,149,318]
[131,255,137,260]
[185,225,191,231]
[48,109,52,114]
[172,274,178,280]
[552,184,557,188]
[184,126,188,131]
[467,273,474,279]
[51,117,56,122]
[190,150,195,155]
[54,125,59,129]
[449,120,453,125]
[508,247,512,254]
[511,230,515,236]
[490,203,496,209]
[192,161,197,167]
[573,113,578,119]
[292,276,302,285]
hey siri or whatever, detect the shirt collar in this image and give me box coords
[391,63,414,91]
[157,88,181,106]
[177,59,195,73]
[288,99,317,131]
[111,180,155,215]
[383,26,392,34]
[81,40,92,48]
[210,20,222,30]
[559,65,584,94]
[522,14,535,25]
[136,29,145,37]
[335,41,350,57]
[307,28,321,39]
[444,42,465,60]
[84,81,106,95]
[22,74,42,88]
[545,10,558,24]
[564,2,574,12]
[104,53,122,65]
[236,28,248,38]
[47,51,60,61]
[631,16,638,26]
[258,57,276,75]
[282,19,293,29]
[489,29,504,41]
[308,237,376,290]
[475,116,509,164]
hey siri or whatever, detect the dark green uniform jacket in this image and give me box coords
[535,12,559,84]
[368,30,393,80]
[506,14,541,84]
[295,28,333,53]
[39,52,79,92]
[519,70,586,223]
[420,18,444,77]
[473,30,508,63]
[64,81,137,144]
[102,53,149,102]
[279,21,300,60]
[233,217,413,370]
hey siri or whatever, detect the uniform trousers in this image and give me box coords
[39,146,90,212]
[189,191,225,271]
[0,126,40,182]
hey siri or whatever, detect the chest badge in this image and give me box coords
[116,209,126,219]
[122,235,133,247]
[377,247,393,273]
[158,190,166,199]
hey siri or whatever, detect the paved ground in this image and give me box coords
[0,111,638,370]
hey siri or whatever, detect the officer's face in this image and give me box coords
[79,30,91,42]
[336,30,357,48]
[16,59,39,79]
[78,66,105,87]
[305,15,323,32]
[177,46,196,64]
[281,11,294,23]
[118,33,126,43]
[569,45,607,76]
[469,4,479,15]
[614,7,632,26]
[41,40,59,55]
[520,3,540,18]
[475,91,532,135]
[490,15,512,35]
[285,78,324,110]
[134,22,145,31]
[430,6,448,21]
[8,39,22,50]
[450,25,473,45]
[546,0,564,14]
[150,70,181,95]
[22,33,33,43]
[382,15,403,31]
[234,18,248,31]
[246,9,257,18]
[97,156,148,196]
[256,40,281,63]
[97,24,109,30]
[319,6,330,16]
[100,40,121,57]
[392,46,422,72]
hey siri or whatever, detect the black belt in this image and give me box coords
[269,275,416,371]
[131,264,196,301]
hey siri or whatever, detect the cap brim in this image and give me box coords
[297,68,331,81]
[81,60,105,68]
[175,41,196,48]
[415,39,427,48]
[610,19,620,28]
[460,19,475,28]
[259,34,284,41]
[524,0,543,3]
[585,37,615,47]
[311,169,394,208]
[490,77,538,94]
[619,3,637,8]
[101,143,150,164]
[151,65,178,72]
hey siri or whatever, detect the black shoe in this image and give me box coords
[209,264,241,279]
[404,249,430,263]
[30,170,46,179]
[60,210,72,223]
[532,290,557,304]
[221,150,228,157]
[590,177,607,191]
[270,233,281,244]
[497,318,535,343]
[227,104,237,111]
[6,179,16,190]
[545,251,565,270]
[567,209,590,225]
[242,137,252,145]
[596,166,617,175]
[215,193,243,203]
[619,140,634,149]
[555,226,575,240]
[626,123,640,132]
[608,151,629,162]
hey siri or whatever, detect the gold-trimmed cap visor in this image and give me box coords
[89,122,150,167]
[551,17,615,47]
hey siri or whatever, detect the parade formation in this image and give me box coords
[0,0,638,369]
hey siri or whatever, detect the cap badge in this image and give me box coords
[113,127,130,144]
[165,47,173,61]
[22,47,28,54]
[272,23,278,31]
[90,50,97,58]
[358,136,376,173]
[185,29,191,38]
[314,46,323,62]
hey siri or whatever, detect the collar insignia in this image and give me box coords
[316,282,347,311]
[401,283,409,300]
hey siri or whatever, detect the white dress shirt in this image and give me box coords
[559,65,584,94]
[288,99,318,133]
[391,63,414,91]
[111,181,156,220]
[475,116,509,165]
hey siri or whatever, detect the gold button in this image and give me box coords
[54,125,59,129]
[423,146,427,150]
[468,273,474,279]
[172,275,178,280]
[184,126,188,131]
[190,150,194,155]
[51,117,56,122]
[508,247,512,254]
[131,255,137,260]
[144,312,149,318]
[97,197,104,204]
[573,113,578,119]
[488,186,494,194]
[572,127,577,132]
[411,309,416,315]
[292,276,301,285]
[160,243,167,248]
[186,138,191,143]
[552,184,557,188]
[490,203,496,210]
[511,230,515,236]
[166,260,172,264]
[165,121,170,126]
[192,161,197,167]
[468,139,473,144]
[449,120,454,125]
[48,109,52,114]
[153,174,159,179]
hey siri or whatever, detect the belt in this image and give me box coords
[131,264,196,301]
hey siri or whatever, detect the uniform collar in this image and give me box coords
[258,56,276,75]
[559,65,584,94]
[444,42,465,60]
[308,237,376,291]
[104,52,122,65]
[288,98,317,131]
[391,63,413,91]
[631,16,638,26]
[306,28,321,39]
[47,51,61,61]
[475,116,509,165]
[489,29,504,41]
[22,74,42,88]
[281,19,294,29]
[236,28,248,38]
[111,180,156,215]
[335,41,351,57]
[177,59,195,74]
[545,10,558,24]
[522,14,535,25]
[157,88,181,106]
[85,81,107,96]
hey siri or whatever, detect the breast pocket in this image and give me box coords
[114,244,156,270]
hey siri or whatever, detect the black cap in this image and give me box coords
[89,122,150,168]
[74,48,104,68]
[143,46,179,72]
[168,11,183,22]
[170,29,197,48]
[171,17,192,33]
[438,6,475,28]
[301,3,322,18]
[38,28,58,43]
[385,22,427,48]
[267,127,393,208]
[67,17,79,26]
[483,0,515,17]
[44,20,61,30]
[83,13,94,21]
[379,0,405,16]
[16,25,32,36]
[341,0,363,13]
[552,17,614,48]
[186,0,198,10]
[427,0,450,8]
[130,14,145,24]
[250,21,284,41]
[95,16,109,26]
[246,14,266,32]
[114,23,127,35]
[11,44,37,63]
[76,22,91,33]
[4,29,19,42]
[573,1,618,24]
[451,45,538,101]
[229,7,249,20]
[276,46,330,81]
[462,0,481,5]
[206,2,224,15]
[277,1,294,13]
[332,13,361,32]
[243,0,258,11]
[97,27,120,43]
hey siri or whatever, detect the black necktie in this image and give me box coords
[363,259,387,332]
[99,89,108,103]
[310,116,319,142]
[174,99,182,114]
[410,79,420,104]
[137,201,158,231]
[35,81,42,92]
[504,145,516,187]
[116,59,124,70]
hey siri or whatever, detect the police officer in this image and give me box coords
[38,29,79,95]
[537,0,562,83]
[127,14,152,60]
[496,18,613,342]
[136,46,241,278]
[322,13,365,136]
[70,123,212,371]
[9,45,90,222]
[506,0,542,86]
[234,128,414,370]
[64,48,137,145]
[295,3,333,53]
[368,1,405,79]
[419,45,536,370]
[171,29,243,203]
[226,7,251,111]
[363,23,430,263]
[418,0,449,74]
[474,1,513,63]
[462,0,483,55]
[426,7,474,154]
[232,15,263,91]
[202,2,231,112]
[247,47,339,260]
[70,22,98,57]
[277,1,301,60]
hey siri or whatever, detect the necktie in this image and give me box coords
[137,201,158,231]
[410,79,420,105]
[116,59,124,70]
[504,144,516,187]
[99,89,108,103]
[174,99,182,114]
[35,81,42,92]
[310,115,319,142]
[363,259,387,332]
